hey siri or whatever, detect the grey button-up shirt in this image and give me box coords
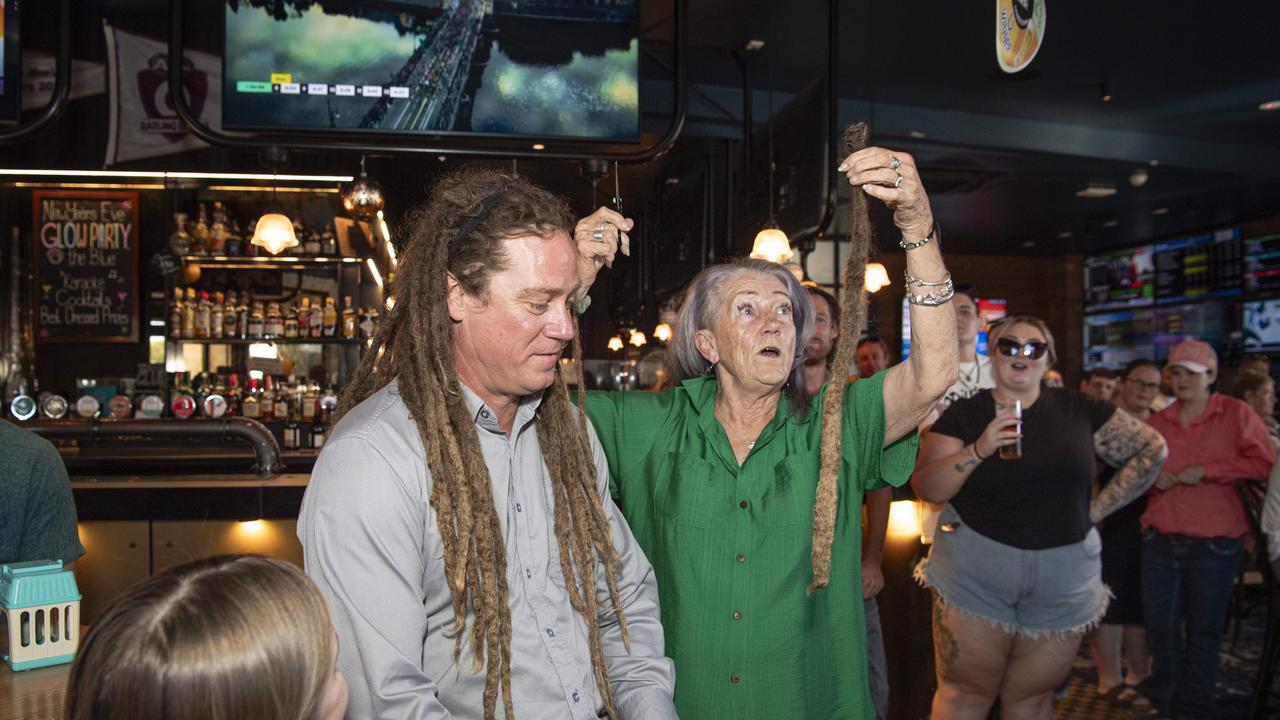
[298,380,677,719]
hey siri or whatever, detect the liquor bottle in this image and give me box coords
[283,395,300,450]
[297,296,311,337]
[242,378,261,418]
[260,375,275,419]
[210,291,225,339]
[168,287,184,336]
[359,306,378,340]
[191,203,210,255]
[169,213,193,255]
[322,296,338,337]
[209,201,228,255]
[236,291,250,339]
[303,229,322,256]
[223,291,239,339]
[309,299,324,338]
[265,302,284,339]
[225,219,244,257]
[321,229,338,256]
[226,373,242,416]
[311,407,329,450]
[181,287,197,338]
[302,381,318,422]
[341,295,357,339]
[248,301,265,339]
[284,302,299,338]
[195,291,212,339]
[272,376,289,421]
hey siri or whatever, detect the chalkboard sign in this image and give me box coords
[33,190,140,343]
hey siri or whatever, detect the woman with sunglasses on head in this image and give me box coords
[910,316,1167,720]
[1141,340,1275,720]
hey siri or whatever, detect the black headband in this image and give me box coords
[449,191,506,259]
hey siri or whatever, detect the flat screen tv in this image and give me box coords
[1152,301,1233,361]
[1084,245,1154,311]
[1244,233,1280,294]
[902,296,1006,359]
[223,0,640,140]
[1244,299,1280,353]
[0,0,19,123]
[1083,309,1155,369]
[1152,227,1241,304]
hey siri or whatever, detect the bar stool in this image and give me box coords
[1236,478,1278,720]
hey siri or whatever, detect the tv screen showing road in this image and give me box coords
[223,0,639,140]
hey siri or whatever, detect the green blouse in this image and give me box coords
[582,371,917,719]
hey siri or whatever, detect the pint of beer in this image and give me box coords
[997,399,1023,460]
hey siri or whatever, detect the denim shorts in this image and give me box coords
[914,505,1111,638]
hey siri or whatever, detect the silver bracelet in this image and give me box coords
[904,277,955,306]
[904,271,952,288]
[900,221,939,251]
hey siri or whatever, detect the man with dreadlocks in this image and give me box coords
[578,128,959,718]
[298,168,677,719]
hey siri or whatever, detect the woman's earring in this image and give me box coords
[705,362,716,375]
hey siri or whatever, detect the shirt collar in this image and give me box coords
[459,382,545,435]
[1162,392,1228,427]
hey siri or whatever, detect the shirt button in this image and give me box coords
[731,674,741,684]
[739,500,749,509]
[572,691,580,703]
[546,627,556,638]
[480,409,489,418]
[526,568,532,578]
[736,553,745,563]
[516,502,523,512]
[732,611,742,620]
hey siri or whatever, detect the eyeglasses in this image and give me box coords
[1125,378,1161,392]
[995,337,1049,360]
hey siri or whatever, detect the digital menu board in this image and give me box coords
[902,296,1006,359]
[1244,233,1280,294]
[1083,309,1155,369]
[1244,299,1280,352]
[1152,227,1242,304]
[1152,301,1233,361]
[1084,245,1154,311]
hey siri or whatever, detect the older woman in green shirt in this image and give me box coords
[574,146,958,718]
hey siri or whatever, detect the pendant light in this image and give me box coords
[749,34,792,264]
[250,172,298,255]
[865,261,891,292]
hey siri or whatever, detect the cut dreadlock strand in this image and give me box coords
[809,122,874,594]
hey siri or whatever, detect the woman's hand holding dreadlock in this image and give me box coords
[837,147,935,244]
[572,206,634,302]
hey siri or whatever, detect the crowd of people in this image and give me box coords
[8,153,1280,720]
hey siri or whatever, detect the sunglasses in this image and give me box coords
[995,337,1049,360]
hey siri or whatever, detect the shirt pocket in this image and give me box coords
[760,454,821,528]
[658,451,728,530]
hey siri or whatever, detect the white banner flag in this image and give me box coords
[104,24,222,165]
[21,53,106,111]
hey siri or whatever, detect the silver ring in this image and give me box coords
[592,224,605,241]
[889,156,902,171]
[893,173,903,188]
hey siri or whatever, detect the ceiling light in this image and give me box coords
[1058,231,1073,239]
[607,335,624,352]
[750,227,793,264]
[1103,219,1119,228]
[745,39,765,51]
[1075,184,1117,198]
[0,168,352,182]
[908,131,927,139]
[1100,81,1112,103]
[1259,100,1280,112]
[250,213,299,255]
[1128,168,1149,187]
[1152,207,1169,216]
[629,329,647,347]
[864,262,891,293]
[531,143,546,151]
[653,323,672,343]
[1021,240,1036,248]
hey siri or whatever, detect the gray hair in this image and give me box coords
[670,258,815,417]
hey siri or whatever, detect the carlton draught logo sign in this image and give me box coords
[996,0,1046,74]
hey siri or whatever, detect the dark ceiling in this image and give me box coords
[636,0,1280,256]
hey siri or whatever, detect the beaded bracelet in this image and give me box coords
[900,221,939,251]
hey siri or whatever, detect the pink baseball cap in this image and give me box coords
[1166,339,1217,374]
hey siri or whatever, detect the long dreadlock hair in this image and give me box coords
[336,168,631,719]
[809,122,874,593]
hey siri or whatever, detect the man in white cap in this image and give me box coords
[1141,339,1275,719]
